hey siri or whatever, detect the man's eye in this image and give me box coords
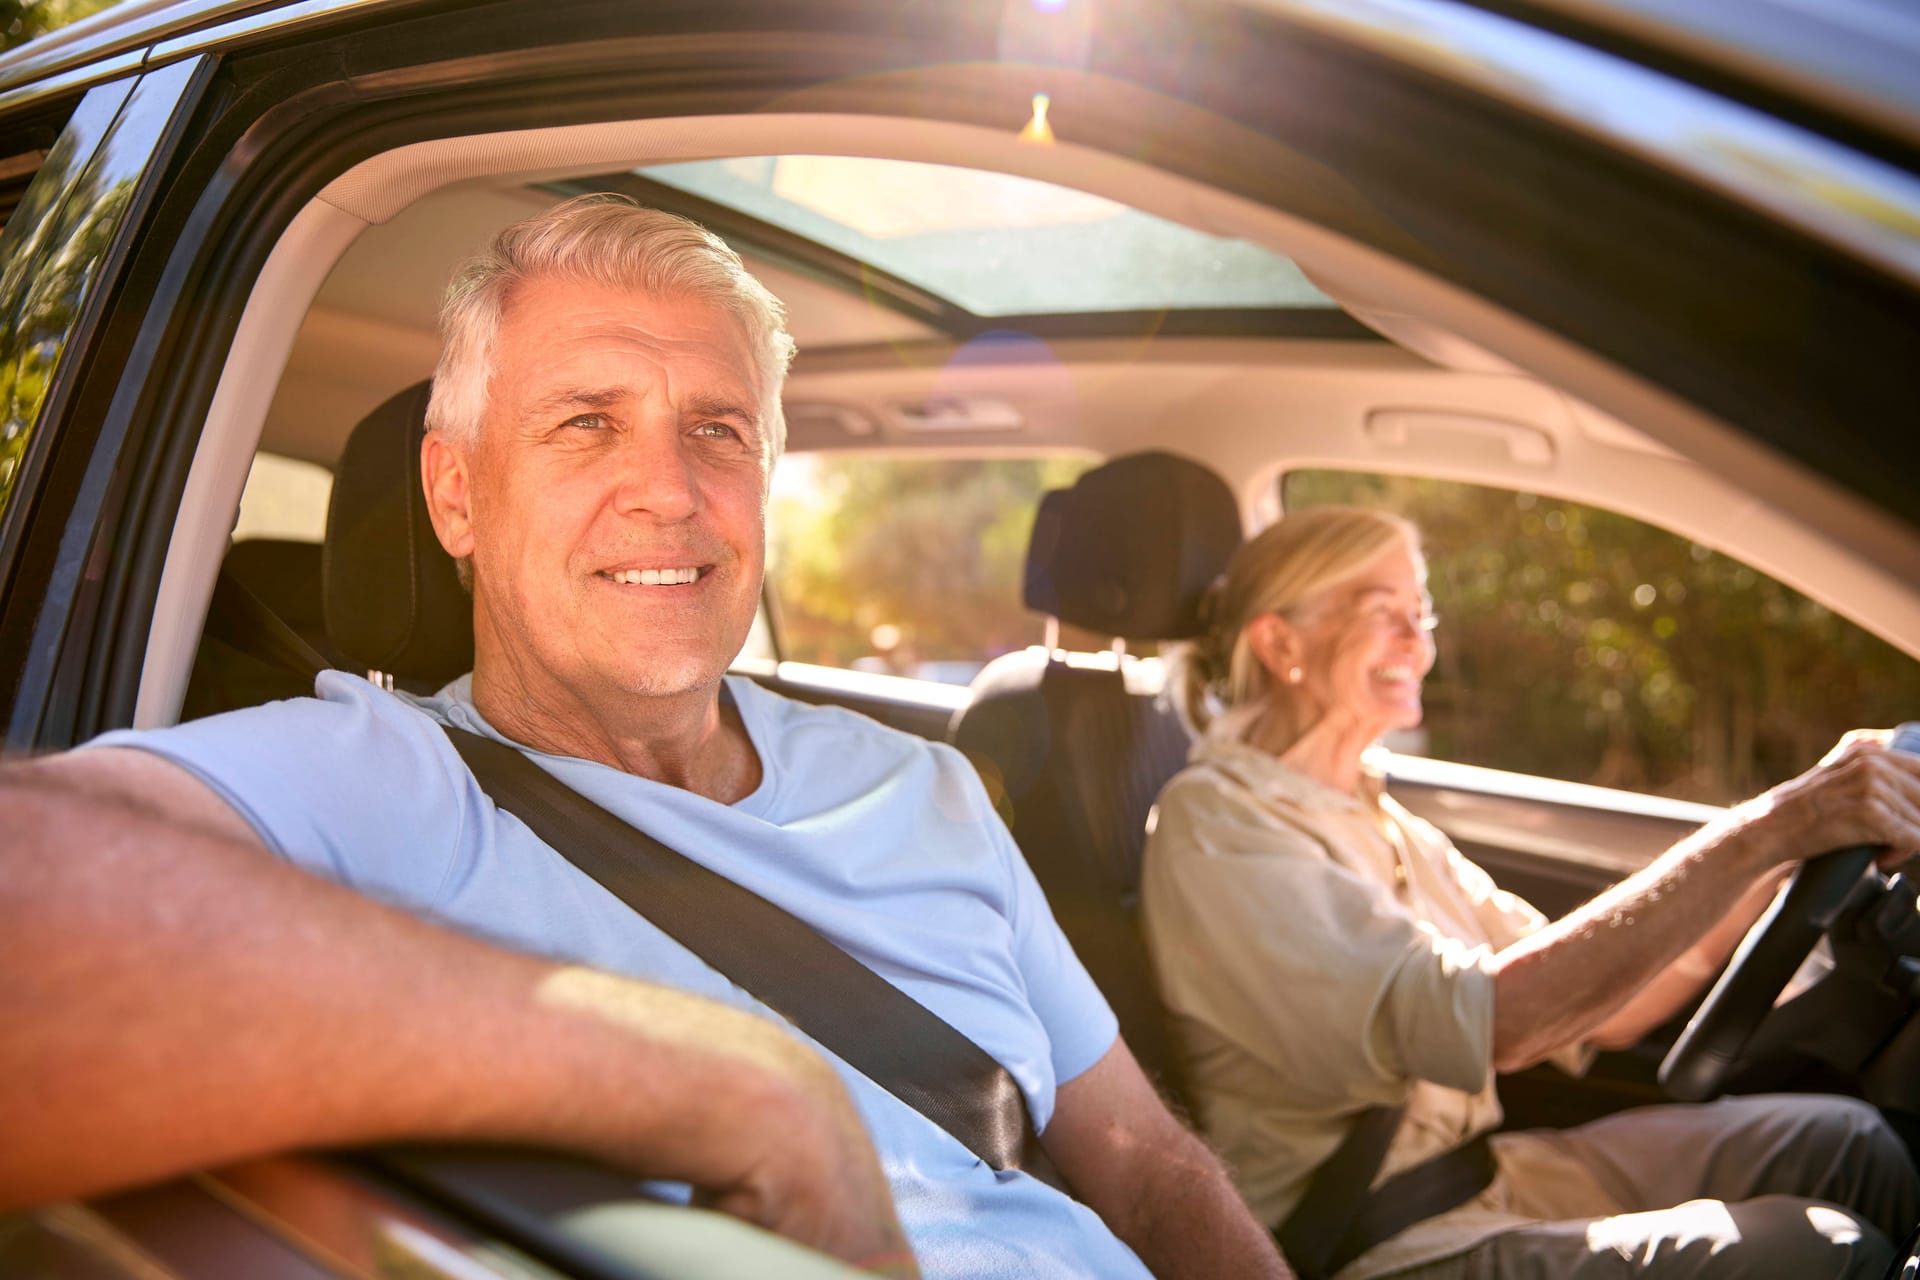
[693,421,739,440]
[563,413,607,431]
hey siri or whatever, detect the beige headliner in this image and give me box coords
[138,112,1920,726]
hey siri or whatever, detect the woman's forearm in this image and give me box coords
[1580,867,1789,1052]
[1489,816,1779,1072]
[1488,729,1920,1072]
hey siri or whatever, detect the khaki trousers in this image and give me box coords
[1386,1095,1919,1279]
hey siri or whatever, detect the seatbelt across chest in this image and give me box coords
[439,724,1063,1189]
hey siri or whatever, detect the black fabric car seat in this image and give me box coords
[185,381,471,718]
[322,379,475,689]
[949,452,1243,1102]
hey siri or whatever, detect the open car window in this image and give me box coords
[1285,469,1920,806]
[766,452,1098,687]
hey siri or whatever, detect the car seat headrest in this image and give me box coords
[1023,450,1242,641]
[323,380,475,684]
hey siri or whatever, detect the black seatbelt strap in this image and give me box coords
[1276,1105,1495,1279]
[205,565,334,679]
[439,724,1063,1189]
[1337,1135,1495,1269]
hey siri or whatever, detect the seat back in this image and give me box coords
[322,380,474,688]
[951,452,1242,1100]
[186,381,471,719]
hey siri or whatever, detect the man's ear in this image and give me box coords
[420,430,475,560]
[1242,612,1299,683]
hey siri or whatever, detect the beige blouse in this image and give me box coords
[1142,739,1598,1277]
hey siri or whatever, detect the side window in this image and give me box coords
[234,452,334,543]
[1284,470,1920,806]
[0,89,121,519]
[767,453,1098,685]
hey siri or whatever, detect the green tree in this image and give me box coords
[770,455,1096,678]
[0,121,134,514]
[2,0,120,52]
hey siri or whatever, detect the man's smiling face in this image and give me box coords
[425,272,772,712]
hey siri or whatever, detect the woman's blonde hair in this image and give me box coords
[1170,504,1422,750]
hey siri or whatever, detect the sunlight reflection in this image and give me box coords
[1019,93,1056,146]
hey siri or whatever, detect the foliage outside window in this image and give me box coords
[1,0,120,53]
[1285,470,1920,806]
[769,454,1098,685]
[0,133,134,517]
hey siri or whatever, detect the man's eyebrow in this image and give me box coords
[684,395,760,427]
[529,387,627,415]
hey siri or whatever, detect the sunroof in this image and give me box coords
[636,156,1338,318]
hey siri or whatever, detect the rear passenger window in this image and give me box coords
[1284,470,1920,806]
[768,453,1098,685]
[235,452,333,543]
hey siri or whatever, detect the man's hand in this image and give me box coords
[699,1057,915,1276]
[530,970,917,1276]
[1041,1038,1293,1278]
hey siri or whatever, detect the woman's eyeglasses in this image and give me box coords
[1283,592,1440,636]
[1349,598,1440,636]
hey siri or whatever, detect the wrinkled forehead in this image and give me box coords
[500,271,753,351]
[493,274,768,400]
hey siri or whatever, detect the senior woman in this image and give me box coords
[1141,504,1920,1280]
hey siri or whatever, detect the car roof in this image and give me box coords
[5,0,1920,148]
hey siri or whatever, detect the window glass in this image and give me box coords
[638,157,1336,317]
[768,453,1099,685]
[0,82,134,522]
[234,452,333,543]
[1284,470,1920,806]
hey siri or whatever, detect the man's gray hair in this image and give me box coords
[425,194,797,455]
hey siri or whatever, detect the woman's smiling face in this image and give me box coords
[1289,539,1438,745]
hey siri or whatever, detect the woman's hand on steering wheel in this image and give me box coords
[1660,725,1920,1102]
[1727,730,1920,877]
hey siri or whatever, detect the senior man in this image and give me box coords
[0,196,1290,1280]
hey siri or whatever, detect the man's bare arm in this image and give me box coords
[1041,1038,1293,1279]
[0,749,915,1276]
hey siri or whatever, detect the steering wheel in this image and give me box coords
[1658,845,1879,1102]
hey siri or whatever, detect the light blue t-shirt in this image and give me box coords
[92,671,1141,1279]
